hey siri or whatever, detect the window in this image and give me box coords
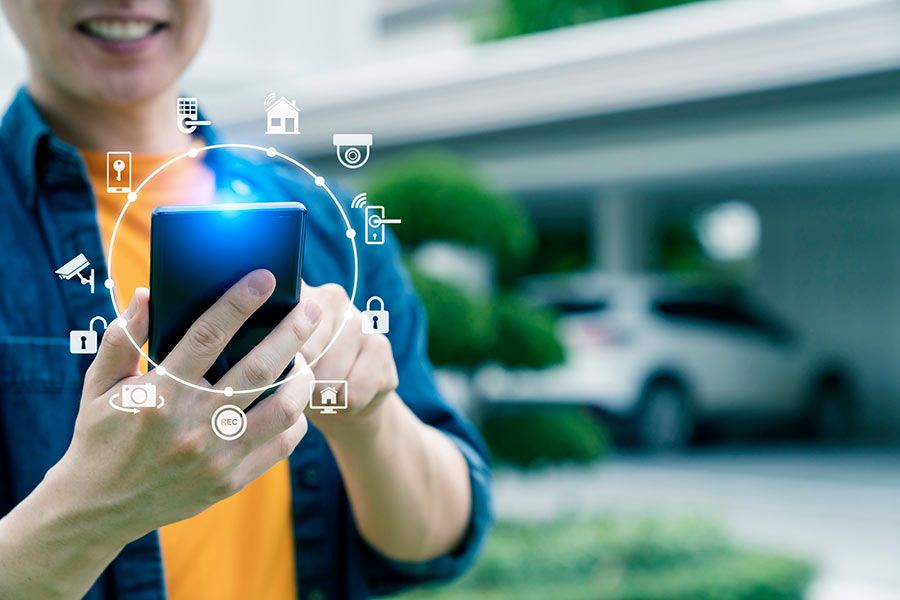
[652,297,792,343]
[548,299,609,315]
[270,117,282,128]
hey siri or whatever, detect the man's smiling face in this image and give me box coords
[1,0,210,104]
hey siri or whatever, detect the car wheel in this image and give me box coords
[634,380,693,451]
[806,374,856,441]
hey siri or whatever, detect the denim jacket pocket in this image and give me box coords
[0,336,82,391]
[0,336,83,502]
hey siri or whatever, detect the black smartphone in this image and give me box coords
[149,202,307,383]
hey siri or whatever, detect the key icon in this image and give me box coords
[106,151,132,193]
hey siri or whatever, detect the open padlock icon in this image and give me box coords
[361,296,390,335]
[69,316,109,354]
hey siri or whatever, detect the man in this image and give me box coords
[0,1,491,599]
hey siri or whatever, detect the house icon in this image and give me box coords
[319,386,339,405]
[265,95,301,135]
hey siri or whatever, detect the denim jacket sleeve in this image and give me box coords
[350,218,493,594]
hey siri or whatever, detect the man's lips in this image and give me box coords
[76,18,167,45]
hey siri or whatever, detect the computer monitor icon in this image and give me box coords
[309,380,348,415]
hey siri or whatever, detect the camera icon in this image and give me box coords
[109,383,165,414]
[122,384,159,408]
[333,133,373,169]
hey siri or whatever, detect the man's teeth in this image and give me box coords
[82,19,158,42]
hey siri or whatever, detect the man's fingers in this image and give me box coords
[215,299,322,406]
[344,334,398,407]
[305,310,362,383]
[298,305,338,366]
[232,412,309,489]
[235,356,313,449]
[162,270,275,381]
[296,281,354,366]
[84,288,150,398]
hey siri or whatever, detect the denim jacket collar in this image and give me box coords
[0,87,55,209]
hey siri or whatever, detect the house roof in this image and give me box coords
[198,0,900,195]
[265,96,300,114]
[217,0,900,155]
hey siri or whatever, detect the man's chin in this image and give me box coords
[81,71,175,107]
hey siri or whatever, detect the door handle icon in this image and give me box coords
[364,205,401,245]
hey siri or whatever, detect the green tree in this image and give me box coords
[482,0,703,41]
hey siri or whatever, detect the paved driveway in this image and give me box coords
[493,446,900,598]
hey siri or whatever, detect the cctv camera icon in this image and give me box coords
[55,253,95,294]
[333,133,373,169]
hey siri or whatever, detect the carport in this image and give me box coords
[215,0,900,431]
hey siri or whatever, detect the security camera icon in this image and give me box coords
[55,253,95,294]
[333,133,373,169]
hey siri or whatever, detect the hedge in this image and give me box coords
[395,516,814,600]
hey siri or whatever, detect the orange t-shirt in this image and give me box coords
[82,148,298,600]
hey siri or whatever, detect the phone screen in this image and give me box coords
[149,202,306,384]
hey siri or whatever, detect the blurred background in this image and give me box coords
[3,0,900,598]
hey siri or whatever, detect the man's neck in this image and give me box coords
[27,79,195,154]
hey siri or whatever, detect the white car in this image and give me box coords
[474,273,854,450]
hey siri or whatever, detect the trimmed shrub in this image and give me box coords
[410,270,565,370]
[368,152,536,282]
[369,152,566,369]
[480,406,609,467]
[410,269,495,368]
[489,295,565,369]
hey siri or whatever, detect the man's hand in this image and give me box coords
[298,282,399,436]
[294,282,472,563]
[58,270,321,543]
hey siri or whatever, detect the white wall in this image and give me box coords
[188,0,380,83]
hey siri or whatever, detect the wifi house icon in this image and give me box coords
[264,94,301,135]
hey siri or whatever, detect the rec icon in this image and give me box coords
[211,405,247,441]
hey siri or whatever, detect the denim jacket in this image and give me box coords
[0,88,491,600]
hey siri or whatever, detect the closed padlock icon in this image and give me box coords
[69,316,109,355]
[361,296,390,335]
